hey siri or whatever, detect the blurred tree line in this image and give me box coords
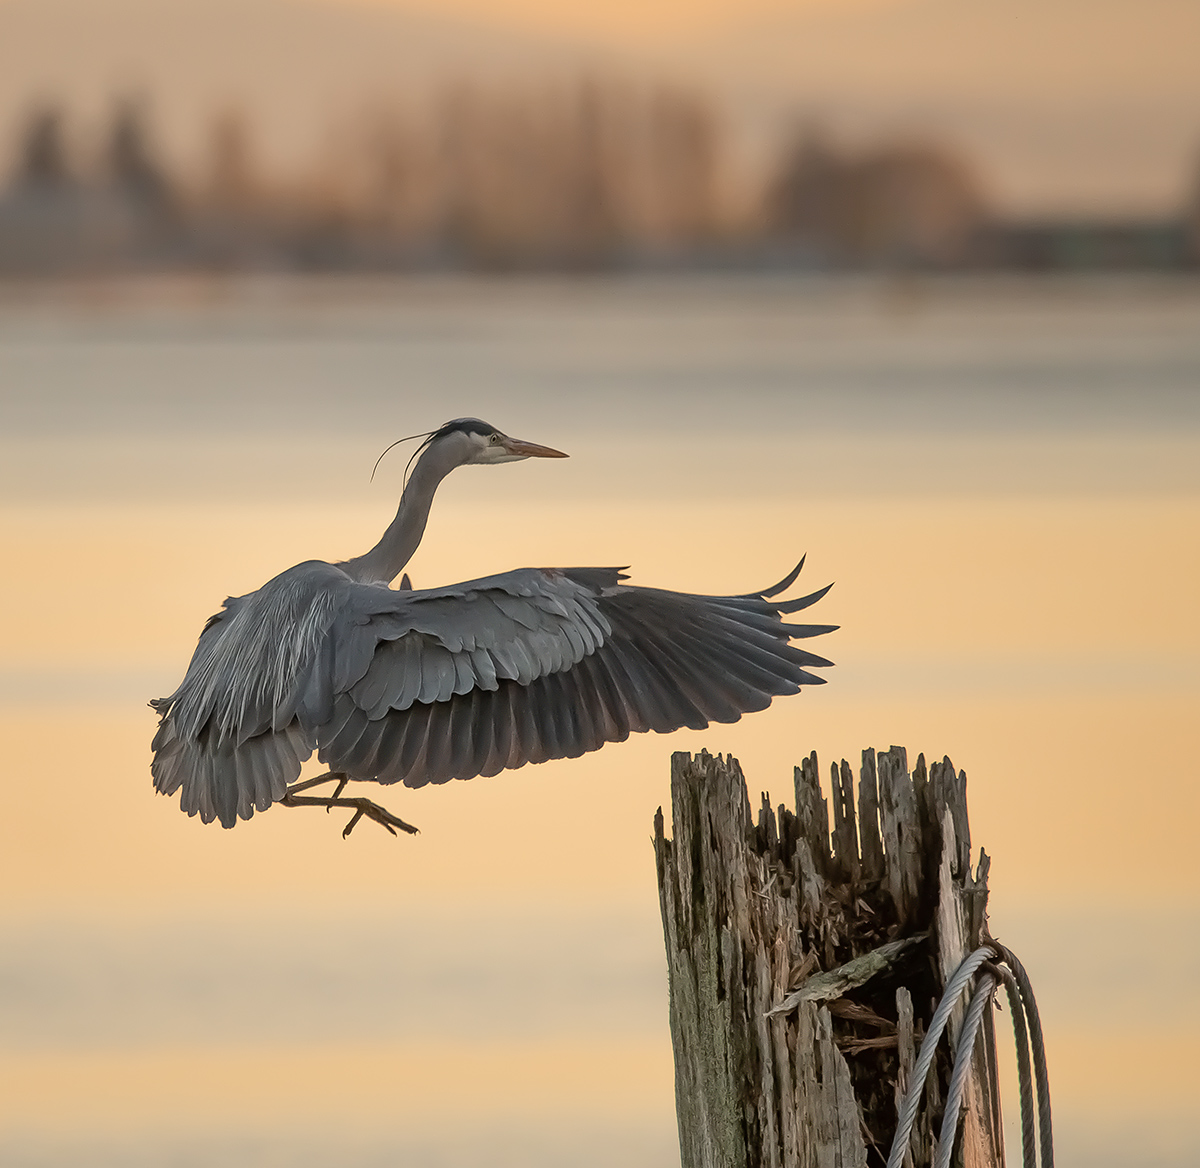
[0,80,1195,274]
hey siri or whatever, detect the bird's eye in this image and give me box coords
[489,433,501,443]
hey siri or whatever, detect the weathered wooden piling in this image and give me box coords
[654,747,1002,1168]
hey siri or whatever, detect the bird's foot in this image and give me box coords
[281,774,418,838]
[337,798,419,839]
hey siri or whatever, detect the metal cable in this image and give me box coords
[884,944,995,1168]
[933,972,996,1168]
[988,961,1037,1168]
[995,942,1054,1168]
[885,942,1053,1168]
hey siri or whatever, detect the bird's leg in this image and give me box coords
[285,770,351,812]
[286,770,351,810]
[285,771,346,796]
[281,773,418,838]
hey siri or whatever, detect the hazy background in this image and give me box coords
[1,0,1199,273]
[1,3,1198,1167]
[2,0,1200,214]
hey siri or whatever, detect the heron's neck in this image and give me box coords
[341,449,456,584]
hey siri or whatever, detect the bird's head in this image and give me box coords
[371,418,568,487]
[431,418,568,466]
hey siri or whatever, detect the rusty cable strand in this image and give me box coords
[885,943,1053,1168]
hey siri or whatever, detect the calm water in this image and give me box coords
[1,274,1197,1167]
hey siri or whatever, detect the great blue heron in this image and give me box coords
[151,417,836,835]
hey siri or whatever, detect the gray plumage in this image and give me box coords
[151,419,836,828]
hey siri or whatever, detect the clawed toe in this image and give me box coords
[340,798,419,838]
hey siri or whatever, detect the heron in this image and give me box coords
[150,417,836,836]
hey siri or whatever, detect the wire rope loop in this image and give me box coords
[884,942,1053,1168]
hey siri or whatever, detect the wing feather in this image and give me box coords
[394,698,432,779]
[480,683,518,777]
[323,703,376,775]
[642,631,755,723]
[427,697,461,785]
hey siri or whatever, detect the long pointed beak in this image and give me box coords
[503,437,569,458]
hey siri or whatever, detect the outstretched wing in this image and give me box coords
[152,559,835,827]
[314,560,836,789]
